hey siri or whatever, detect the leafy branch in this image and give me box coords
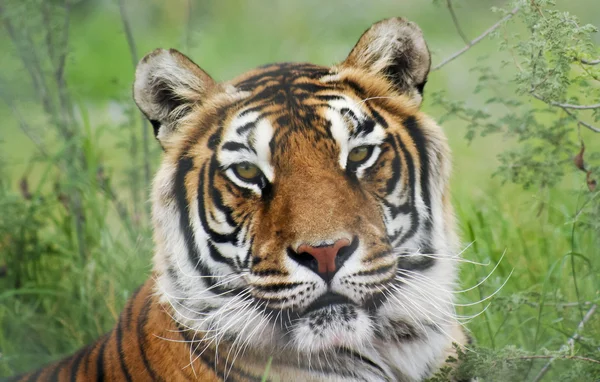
[581,58,600,65]
[530,93,600,133]
[530,93,600,111]
[532,304,598,381]
[432,6,520,71]
[506,355,600,365]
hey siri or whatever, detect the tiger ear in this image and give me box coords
[342,18,431,105]
[133,48,215,146]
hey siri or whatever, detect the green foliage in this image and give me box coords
[427,344,600,381]
[434,0,600,192]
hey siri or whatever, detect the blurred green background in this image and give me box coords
[0,0,599,380]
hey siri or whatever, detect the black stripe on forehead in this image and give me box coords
[235,64,336,111]
[235,62,331,89]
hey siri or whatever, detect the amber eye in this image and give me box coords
[348,146,372,164]
[233,162,262,181]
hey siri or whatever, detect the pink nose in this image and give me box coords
[296,238,351,276]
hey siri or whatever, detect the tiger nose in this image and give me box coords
[291,238,353,282]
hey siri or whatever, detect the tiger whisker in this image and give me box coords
[224,302,269,379]
[397,249,507,295]
[227,303,272,379]
[388,285,459,325]
[388,286,473,350]
[392,242,487,266]
[396,253,490,266]
[397,266,513,308]
[389,283,481,323]
[182,299,256,372]
[379,284,431,335]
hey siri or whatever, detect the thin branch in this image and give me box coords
[41,1,56,65]
[53,0,74,133]
[552,102,600,110]
[0,91,49,157]
[530,93,600,110]
[55,0,71,86]
[506,355,600,365]
[432,7,520,71]
[118,0,152,218]
[1,3,58,126]
[522,300,599,308]
[562,108,600,134]
[580,58,600,65]
[117,0,139,70]
[186,0,193,52]
[530,93,600,133]
[532,304,597,382]
[445,0,470,44]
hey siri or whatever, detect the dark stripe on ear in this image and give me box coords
[415,78,427,96]
[207,129,222,150]
[150,120,161,138]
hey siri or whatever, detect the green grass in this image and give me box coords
[1,0,599,380]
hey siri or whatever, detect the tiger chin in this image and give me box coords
[15,17,470,382]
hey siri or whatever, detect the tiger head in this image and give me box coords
[134,18,462,379]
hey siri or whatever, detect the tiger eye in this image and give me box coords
[348,146,370,163]
[234,162,260,180]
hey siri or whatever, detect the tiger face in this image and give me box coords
[135,18,464,381]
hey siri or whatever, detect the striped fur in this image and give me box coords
[16,18,468,381]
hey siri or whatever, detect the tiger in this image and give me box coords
[11,17,470,382]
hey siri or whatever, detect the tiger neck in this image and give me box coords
[132,278,393,381]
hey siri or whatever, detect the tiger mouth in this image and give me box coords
[302,292,353,316]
